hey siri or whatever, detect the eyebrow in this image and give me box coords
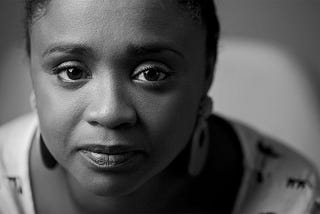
[126,43,184,59]
[42,43,95,58]
[42,42,184,59]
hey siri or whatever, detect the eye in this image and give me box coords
[53,61,91,83]
[133,63,171,82]
[59,67,88,81]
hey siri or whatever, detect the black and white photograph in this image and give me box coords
[0,0,319,213]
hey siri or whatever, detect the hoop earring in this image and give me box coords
[40,135,58,169]
[188,96,213,177]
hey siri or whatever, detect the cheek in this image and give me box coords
[33,73,85,161]
[136,88,201,165]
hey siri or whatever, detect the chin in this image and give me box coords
[63,150,153,197]
[73,170,148,197]
[94,179,147,198]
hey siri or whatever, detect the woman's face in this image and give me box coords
[30,0,209,196]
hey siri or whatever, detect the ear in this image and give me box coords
[203,54,216,95]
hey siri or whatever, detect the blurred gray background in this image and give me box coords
[0,0,319,170]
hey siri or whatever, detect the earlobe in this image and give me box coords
[204,55,216,94]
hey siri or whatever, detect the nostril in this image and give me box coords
[84,93,137,129]
[88,121,100,127]
[88,118,136,130]
[85,107,137,129]
[115,121,137,130]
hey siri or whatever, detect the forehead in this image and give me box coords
[30,0,206,59]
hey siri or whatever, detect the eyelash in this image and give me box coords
[52,62,91,84]
[132,63,172,83]
[51,61,173,87]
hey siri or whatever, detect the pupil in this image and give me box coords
[67,68,83,80]
[144,70,160,81]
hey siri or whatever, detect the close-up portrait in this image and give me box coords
[0,0,319,213]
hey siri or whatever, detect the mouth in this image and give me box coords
[78,145,146,170]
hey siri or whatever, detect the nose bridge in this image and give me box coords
[85,73,136,128]
[98,74,124,111]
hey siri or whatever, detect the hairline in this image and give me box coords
[25,0,219,58]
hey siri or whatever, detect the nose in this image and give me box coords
[84,78,137,129]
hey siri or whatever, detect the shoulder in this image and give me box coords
[216,115,320,214]
[0,113,38,214]
[0,113,37,156]
[0,113,37,170]
[228,116,319,179]
[0,113,37,143]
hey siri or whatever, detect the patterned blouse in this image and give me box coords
[0,114,319,214]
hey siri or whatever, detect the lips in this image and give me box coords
[81,150,137,167]
[78,145,145,169]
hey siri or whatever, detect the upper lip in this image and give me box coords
[77,144,145,155]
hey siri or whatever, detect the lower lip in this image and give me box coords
[79,150,144,171]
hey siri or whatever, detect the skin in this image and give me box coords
[29,0,213,213]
